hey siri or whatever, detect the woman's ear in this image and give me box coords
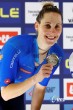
[34,21,39,31]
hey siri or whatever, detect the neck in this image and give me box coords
[38,47,48,55]
[37,37,50,55]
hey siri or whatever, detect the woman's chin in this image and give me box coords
[44,36,55,44]
[46,41,55,47]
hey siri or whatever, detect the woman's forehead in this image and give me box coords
[40,12,62,24]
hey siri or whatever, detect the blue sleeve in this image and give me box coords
[38,44,64,86]
[0,43,19,87]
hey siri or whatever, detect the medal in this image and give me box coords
[46,54,59,66]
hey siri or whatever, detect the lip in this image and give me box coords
[45,35,56,41]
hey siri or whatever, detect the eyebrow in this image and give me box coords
[45,22,62,25]
[45,22,51,24]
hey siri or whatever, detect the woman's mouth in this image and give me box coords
[45,35,56,40]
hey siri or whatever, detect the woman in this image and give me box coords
[0,2,63,110]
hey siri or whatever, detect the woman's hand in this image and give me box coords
[35,63,53,83]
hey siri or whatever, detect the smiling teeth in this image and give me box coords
[48,37,54,38]
[46,36,55,39]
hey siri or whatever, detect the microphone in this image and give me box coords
[69,52,73,77]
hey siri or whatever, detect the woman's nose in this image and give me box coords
[46,29,56,35]
[50,28,56,33]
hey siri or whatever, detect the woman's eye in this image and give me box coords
[45,24,51,29]
[55,25,60,29]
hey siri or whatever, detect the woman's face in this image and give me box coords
[35,12,62,47]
